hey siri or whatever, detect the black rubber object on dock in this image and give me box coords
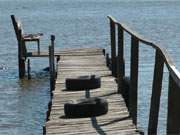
[65,75,101,90]
[64,97,108,118]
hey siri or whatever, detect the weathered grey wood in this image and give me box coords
[51,35,55,80]
[11,15,45,78]
[37,40,40,54]
[49,46,53,90]
[11,15,43,54]
[45,48,139,135]
[108,15,180,88]
[130,36,139,125]
[26,49,103,57]
[109,18,116,77]
[106,53,110,67]
[18,29,26,78]
[49,35,55,91]
[27,59,31,79]
[117,24,125,93]
[108,15,180,134]
[167,75,180,134]
[148,50,164,135]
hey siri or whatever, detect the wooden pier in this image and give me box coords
[11,15,180,134]
[44,48,139,135]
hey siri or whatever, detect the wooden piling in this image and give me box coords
[167,75,180,134]
[18,29,26,78]
[38,40,40,54]
[27,59,31,79]
[117,24,125,93]
[106,53,109,67]
[130,36,139,125]
[49,35,55,91]
[148,50,164,135]
[109,19,116,77]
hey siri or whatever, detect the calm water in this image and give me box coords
[1,0,180,134]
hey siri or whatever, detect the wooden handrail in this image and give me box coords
[108,16,180,134]
[108,15,180,86]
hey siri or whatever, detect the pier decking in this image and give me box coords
[44,48,139,135]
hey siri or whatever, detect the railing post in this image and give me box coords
[117,24,125,93]
[51,35,55,78]
[49,35,55,91]
[167,75,180,134]
[18,29,26,78]
[148,50,164,135]
[109,19,116,77]
[130,35,139,125]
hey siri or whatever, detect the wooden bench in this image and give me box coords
[11,15,60,78]
[11,15,43,54]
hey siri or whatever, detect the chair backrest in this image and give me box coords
[11,15,27,57]
[11,15,19,40]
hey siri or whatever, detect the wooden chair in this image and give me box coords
[11,15,60,78]
[11,15,43,54]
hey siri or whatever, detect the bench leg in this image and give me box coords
[37,40,40,54]
[27,59,31,79]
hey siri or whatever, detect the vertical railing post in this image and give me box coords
[117,24,125,93]
[109,19,116,77]
[49,35,55,91]
[167,75,180,134]
[51,35,55,78]
[130,35,139,125]
[18,29,26,78]
[49,45,52,90]
[148,50,164,135]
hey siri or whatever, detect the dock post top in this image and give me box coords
[51,35,55,41]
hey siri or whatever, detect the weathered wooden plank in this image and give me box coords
[45,48,139,135]
[28,48,103,57]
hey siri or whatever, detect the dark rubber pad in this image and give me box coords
[64,97,108,118]
[65,75,101,90]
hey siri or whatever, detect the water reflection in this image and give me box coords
[0,71,50,135]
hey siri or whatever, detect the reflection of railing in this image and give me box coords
[108,16,180,134]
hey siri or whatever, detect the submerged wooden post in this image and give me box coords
[167,75,180,134]
[117,24,125,93]
[109,19,116,77]
[148,50,164,135]
[27,59,31,79]
[18,29,26,78]
[37,40,40,54]
[43,126,46,135]
[130,36,139,125]
[49,45,54,90]
[49,35,55,91]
